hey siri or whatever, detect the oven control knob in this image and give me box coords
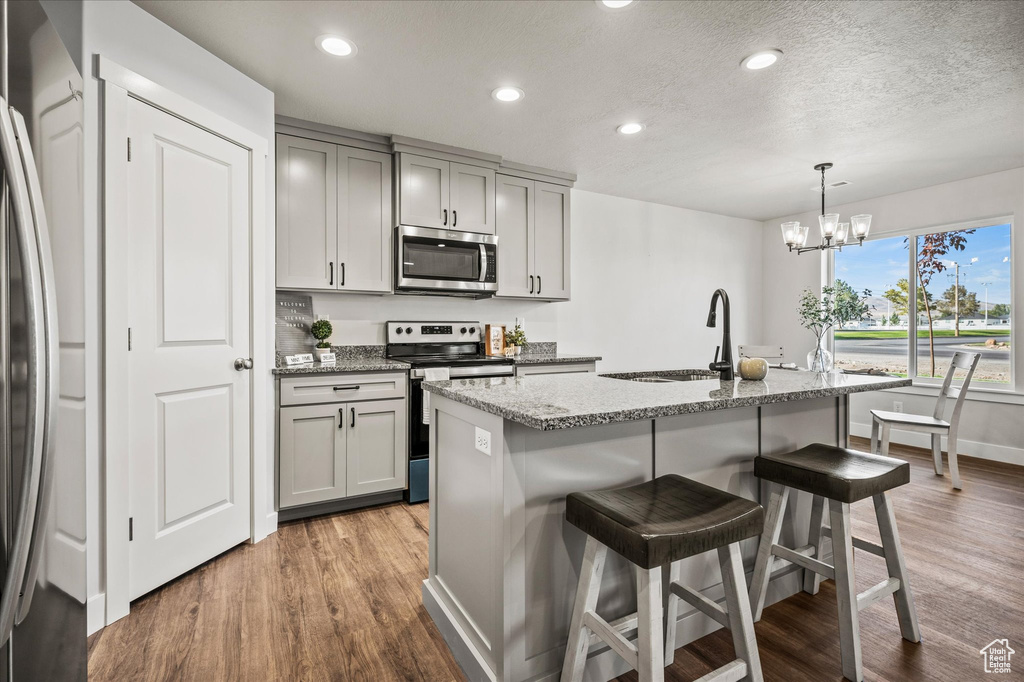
[460,327,468,334]
[395,327,403,334]
[469,327,476,334]
[405,327,413,334]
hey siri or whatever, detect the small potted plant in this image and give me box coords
[310,319,334,361]
[797,283,869,372]
[505,324,527,356]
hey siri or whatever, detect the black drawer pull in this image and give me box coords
[333,386,359,391]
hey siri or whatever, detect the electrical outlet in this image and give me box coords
[893,401,904,413]
[475,427,491,456]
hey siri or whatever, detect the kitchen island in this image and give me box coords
[421,370,910,682]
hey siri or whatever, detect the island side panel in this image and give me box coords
[653,407,762,649]
[504,419,654,682]
[426,394,508,680]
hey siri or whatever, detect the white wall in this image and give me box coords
[309,189,765,371]
[43,0,276,634]
[761,167,1024,464]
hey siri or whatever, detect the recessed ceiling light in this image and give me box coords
[491,86,524,103]
[596,0,634,8]
[617,122,645,135]
[741,49,782,70]
[317,34,357,57]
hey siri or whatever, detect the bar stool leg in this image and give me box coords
[562,537,608,682]
[719,543,764,682]
[663,561,681,666]
[873,492,921,643]
[635,566,665,682]
[748,483,789,622]
[930,433,944,475]
[829,501,864,682]
[870,417,880,454]
[803,494,825,595]
[947,427,962,490]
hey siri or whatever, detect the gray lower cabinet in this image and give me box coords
[516,362,596,377]
[279,397,407,509]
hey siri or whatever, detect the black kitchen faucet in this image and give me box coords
[707,289,734,381]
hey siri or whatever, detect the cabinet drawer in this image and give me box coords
[280,372,407,406]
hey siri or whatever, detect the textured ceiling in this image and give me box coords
[134,0,1024,221]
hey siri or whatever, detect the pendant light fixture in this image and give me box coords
[781,163,871,254]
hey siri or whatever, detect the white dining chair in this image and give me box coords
[869,351,981,490]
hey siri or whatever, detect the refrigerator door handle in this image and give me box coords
[0,100,48,646]
[11,108,60,624]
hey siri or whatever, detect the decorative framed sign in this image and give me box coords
[485,324,506,356]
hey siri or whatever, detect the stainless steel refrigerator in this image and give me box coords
[1,0,87,679]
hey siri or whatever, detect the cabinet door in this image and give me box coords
[534,182,571,300]
[449,162,495,234]
[346,399,407,497]
[276,135,338,289]
[495,174,535,298]
[279,404,346,508]
[338,147,393,292]
[399,154,450,229]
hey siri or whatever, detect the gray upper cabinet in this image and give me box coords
[276,135,337,290]
[276,133,393,293]
[398,154,495,234]
[496,174,570,300]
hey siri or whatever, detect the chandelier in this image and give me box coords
[781,163,871,254]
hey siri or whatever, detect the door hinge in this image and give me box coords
[127,137,132,162]
[128,327,132,351]
[129,517,134,541]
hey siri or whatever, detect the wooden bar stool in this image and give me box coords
[748,444,921,682]
[561,474,765,682]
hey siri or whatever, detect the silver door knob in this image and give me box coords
[234,357,253,371]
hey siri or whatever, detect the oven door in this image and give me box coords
[396,225,498,294]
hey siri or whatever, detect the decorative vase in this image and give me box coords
[738,357,769,381]
[806,338,833,373]
[514,346,522,356]
[314,347,332,361]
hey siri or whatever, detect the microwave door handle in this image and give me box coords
[479,245,487,282]
[11,108,60,624]
[0,101,48,645]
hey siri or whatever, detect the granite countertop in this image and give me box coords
[422,369,911,431]
[514,353,602,365]
[273,345,410,375]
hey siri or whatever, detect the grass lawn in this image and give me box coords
[835,329,1011,340]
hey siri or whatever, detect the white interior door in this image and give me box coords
[126,97,251,600]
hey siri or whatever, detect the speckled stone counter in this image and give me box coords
[423,369,910,430]
[513,353,602,365]
[272,345,409,375]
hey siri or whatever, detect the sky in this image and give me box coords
[835,223,1012,307]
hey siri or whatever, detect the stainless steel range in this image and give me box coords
[386,321,514,502]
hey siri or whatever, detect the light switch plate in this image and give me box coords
[475,427,491,456]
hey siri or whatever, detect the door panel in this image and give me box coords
[399,154,449,229]
[347,399,406,497]
[495,174,534,298]
[449,163,495,234]
[338,148,392,292]
[127,98,251,600]
[276,134,337,289]
[279,404,346,508]
[534,182,570,300]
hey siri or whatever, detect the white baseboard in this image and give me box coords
[87,592,106,636]
[851,422,1024,466]
[266,511,278,535]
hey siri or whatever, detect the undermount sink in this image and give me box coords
[601,370,714,383]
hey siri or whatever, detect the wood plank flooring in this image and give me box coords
[89,439,1024,681]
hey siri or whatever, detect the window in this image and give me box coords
[833,220,1012,387]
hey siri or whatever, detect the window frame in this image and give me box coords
[826,214,1015,395]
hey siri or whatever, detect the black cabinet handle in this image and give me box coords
[453,210,457,227]
[529,275,534,294]
[350,407,356,428]
[338,408,343,429]
[341,262,346,287]
[333,385,359,391]
[329,262,334,286]
[537,275,542,296]
[443,208,448,226]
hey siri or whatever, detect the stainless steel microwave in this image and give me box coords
[395,225,498,296]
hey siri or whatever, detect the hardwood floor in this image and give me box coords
[89,439,1024,681]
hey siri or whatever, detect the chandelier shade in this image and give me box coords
[782,163,871,255]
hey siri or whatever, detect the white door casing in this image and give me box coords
[125,98,251,600]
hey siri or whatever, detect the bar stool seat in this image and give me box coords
[561,474,765,682]
[754,444,910,503]
[567,475,765,569]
